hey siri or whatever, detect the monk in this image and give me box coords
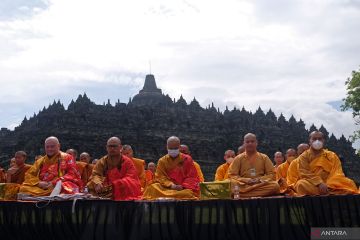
[286,143,309,188]
[122,145,146,189]
[276,148,297,193]
[229,133,280,198]
[215,150,235,181]
[142,136,200,200]
[295,131,358,196]
[145,162,156,185]
[179,144,204,182]
[6,151,31,184]
[19,137,83,196]
[66,149,78,161]
[87,137,141,200]
[273,151,284,172]
[237,145,245,155]
[76,152,94,185]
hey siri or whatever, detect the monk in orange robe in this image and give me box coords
[273,151,284,174]
[143,136,200,200]
[295,131,358,196]
[19,137,83,196]
[286,143,309,189]
[229,133,280,198]
[215,150,236,181]
[145,162,156,186]
[122,145,146,189]
[237,145,245,155]
[76,152,94,185]
[6,151,31,184]
[87,137,141,200]
[180,144,204,182]
[276,148,297,193]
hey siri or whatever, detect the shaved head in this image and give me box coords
[167,136,180,146]
[244,133,257,141]
[148,162,156,173]
[237,145,245,155]
[44,136,60,157]
[243,133,258,153]
[45,136,59,145]
[309,131,324,140]
[107,137,121,145]
[274,151,284,165]
[106,137,122,157]
[297,143,310,155]
[179,144,190,154]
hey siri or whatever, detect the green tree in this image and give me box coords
[342,67,360,145]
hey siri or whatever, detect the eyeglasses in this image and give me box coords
[107,145,120,148]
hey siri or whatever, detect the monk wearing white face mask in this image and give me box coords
[295,131,358,196]
[214,150,235,181]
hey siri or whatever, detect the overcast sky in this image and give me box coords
[0,0,359,148]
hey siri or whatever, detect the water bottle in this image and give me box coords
[233,185,240,200]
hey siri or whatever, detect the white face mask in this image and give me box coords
[312,140,323,150]
[168,149,180,158]
[226,157,234,164]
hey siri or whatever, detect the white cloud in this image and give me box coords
[0,0,359,149]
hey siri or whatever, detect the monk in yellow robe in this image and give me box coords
[295,131,358,196]
[273,151,284,174]
[286,143,309,188]
[215,150,236,181]
[122,144,146,189]
[276,148,297,193]
[87,137,141,200]
[180,144,204,182]
[143,136,200,200]
[19,137,83,196]
[229,133,280,198]
[237,145,245,155]
[6,151,31,184]
[145,162,156,186]
[76,152,94,185]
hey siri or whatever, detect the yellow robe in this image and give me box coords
[132,157,146,189]
[215,163,230,181]
[142,154,198,200]
[286,158,300,187]
[228,152,280,198]
[193,161,204,182]
[295,149,358,196]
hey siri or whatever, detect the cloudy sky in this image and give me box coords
[0,0,359,148]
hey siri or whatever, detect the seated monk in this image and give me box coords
[286,143,309,189]
[273,151,284,174]
[87,137,141,200]
[215,150,235,181]
[66,148,78,161]
[142,136,200,200]
[122,145,146,189]
[145,162,156,186]
[180,144,204,182]
[295,131,358,196]
[276,148,297,193]
[237,145,245,155]
[6,151,31,184]
[19,137,83,196]
[229,133,280,198]
[76,152,94,185]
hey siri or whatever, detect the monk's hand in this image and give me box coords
[95,183,103,193]
[318,183,328,195]
[170,184,183,191]
[38,181,51,189]
[7,167,18,175]
[247,178,260,185]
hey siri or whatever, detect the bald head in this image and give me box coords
[66,149,78,160]
[167,136,180,146]
[80,152,91,163]
[148,162,156,173]
[243,133,258,153]
[297,143,310,155]
[106,137,122,157]
[309,131,325,151]
[179,144,190,154]
[237,145,245,155]
[274,151,284,165]
[107,137,121,145]
[45,136,60,157]
[122,144,134,158]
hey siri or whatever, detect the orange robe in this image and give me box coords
[19,152,83,196]
[131,157,146,189]
[142,153,200,200]
[145,170,155,185]
[287,158,300,187]
[229,152,280,198]
[87,155,141,200]
[193,161,204,182]
[76,162,94,185]
[295,149,358,196]
[7,164,32,184]
[215,163,230,181]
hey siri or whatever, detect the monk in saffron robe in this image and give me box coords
[6,151,31,184]
[286,143,309,188]
[295,131,358,196]
[229,133,280,198]
[273,151,284,174]
[76,152,94,185]
[143,136,200,200]
[276,148,297,193]
[180,144,204,182]
[237,145,245,155]
[19,137,83,196]
[215,150,236,181]
[145,162,156,186]
[87,137,141,200]
[122,145,146,189]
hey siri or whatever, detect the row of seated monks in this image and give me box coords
[0,131,358,200]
